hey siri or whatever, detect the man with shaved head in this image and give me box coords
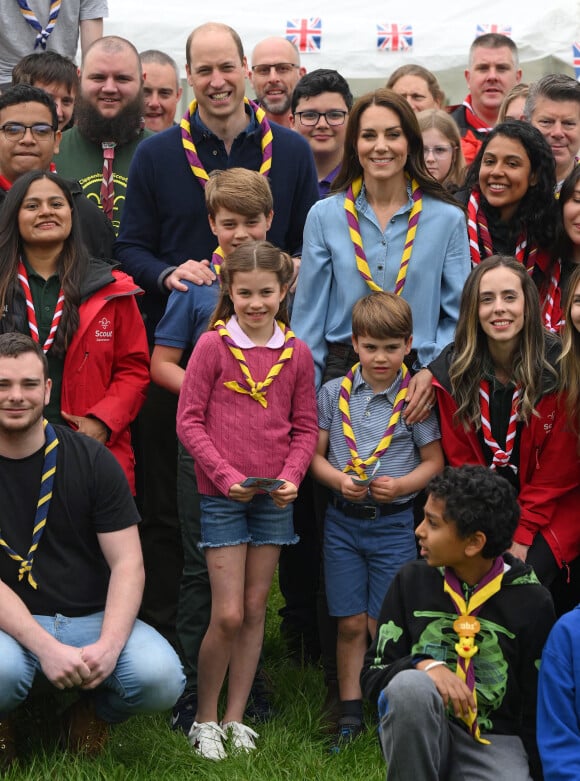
[56,35,153,233]
[250,37,306,128]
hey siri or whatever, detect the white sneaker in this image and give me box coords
[222,721,259,752]
[188,720,227,760]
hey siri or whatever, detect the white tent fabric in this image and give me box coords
[104,1,580,102]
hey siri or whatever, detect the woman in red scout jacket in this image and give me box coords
[0,170,148,492]
[461,121,561,332]
[430,256,580,614]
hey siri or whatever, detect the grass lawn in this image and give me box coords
[5,577,386,781]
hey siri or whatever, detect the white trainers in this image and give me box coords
[188,720,227,760]
[222,721,259,752]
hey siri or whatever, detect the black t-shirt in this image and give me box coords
[0,425,139,616]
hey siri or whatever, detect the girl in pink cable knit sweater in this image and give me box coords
[176,240,318,759]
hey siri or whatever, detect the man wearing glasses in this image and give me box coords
[250,37,306,128]
[0,84,114,259]
[291,69,353,197]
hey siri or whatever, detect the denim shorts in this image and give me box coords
[199,493,299,549]
[324,501,417,619]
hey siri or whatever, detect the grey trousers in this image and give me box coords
[379,670,532,781]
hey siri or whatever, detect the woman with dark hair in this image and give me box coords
[545,165,580,332]
[292,88,470,417]
[0,170,149,492]
[462,120,559,329]
[430,256,580,613]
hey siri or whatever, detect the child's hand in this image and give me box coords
[229,483,257,502]
[368,475,400,503]
[339,473,369,502]
[271,481,298,508]
[417,661,476,719]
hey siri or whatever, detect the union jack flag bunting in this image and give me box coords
[573,43,580,81]
[377,24,413,52]
[286,18,321,52]
[476,24,512,37]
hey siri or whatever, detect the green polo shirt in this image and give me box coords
[23,259,65,424]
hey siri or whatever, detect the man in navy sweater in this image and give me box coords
[114,21,318,737]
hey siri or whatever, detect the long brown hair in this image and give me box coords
[331,88,460,209]
[209,241,294,329]
[559,264,580,435]
[0,171,87,358]
[449,255,556,428]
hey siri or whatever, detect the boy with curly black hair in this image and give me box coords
[361,465,555,781]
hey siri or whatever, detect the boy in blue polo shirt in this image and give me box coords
[311,291,443,749]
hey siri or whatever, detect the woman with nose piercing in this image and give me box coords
[0,170,149,493]
[460,120,560,330]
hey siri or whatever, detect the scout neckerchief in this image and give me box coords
[462,95,493,133]
[214,319,294,408]
[344,174,422,295]
[467,190,538,269]
[443,555,505,743]
[0,419,58,589]
[17,259,64,353]
[100,142,116,221]
[479,380,520,473]
[15,0,61,49]
[181,97,273,279]
[339,362,411,481]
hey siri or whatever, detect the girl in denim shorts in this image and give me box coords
[176,241,318,759]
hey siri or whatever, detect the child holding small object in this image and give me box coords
[310,291,443,750]
[176,240,317,760]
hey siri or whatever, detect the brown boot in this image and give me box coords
[0,717,17,771]
[61,697,109,757]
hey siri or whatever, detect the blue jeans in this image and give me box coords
[0,613,185,722]
[199,493,298,548]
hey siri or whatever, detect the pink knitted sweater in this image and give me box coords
[176,330,318,497]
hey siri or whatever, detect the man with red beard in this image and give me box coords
[56,36,153,234]
[249,37,305,128]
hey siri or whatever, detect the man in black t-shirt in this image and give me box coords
[0,333,184,770]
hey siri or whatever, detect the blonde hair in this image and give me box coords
[498,83,529,123]
[417,109,466,190]
[205,168,273,219]
[209,241,294,328]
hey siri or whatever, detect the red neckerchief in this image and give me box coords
[17,259,64,353]
[462,95,493,133]
[479,380,520,473]
[0,175,12,192]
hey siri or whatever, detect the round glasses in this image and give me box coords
[295,110,348,127]
[0,122,55,141]
[423,145,454,158]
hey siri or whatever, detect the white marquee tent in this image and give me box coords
[104,0,580,104]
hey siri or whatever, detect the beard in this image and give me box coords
[260,91,291,116]
[74,93,145,146]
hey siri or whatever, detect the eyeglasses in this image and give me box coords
[251,63,300,77]
[423,145,454,158]
[295,110,348,127]
[0,122,55,141]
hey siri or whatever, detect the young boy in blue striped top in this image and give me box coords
[310,291,443,749]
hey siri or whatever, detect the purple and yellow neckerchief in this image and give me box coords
[214,319,295,408]
[339,362,410,480]
[0,420,58,589]
[15,0,60,49]
[443,555,505,743]
[344,174,422,295]
[180,97,273,280]
[479,380,520,473]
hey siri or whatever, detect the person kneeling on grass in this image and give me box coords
[0,333,185,771]
[361,465,555,781]
[310,291,443,751]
